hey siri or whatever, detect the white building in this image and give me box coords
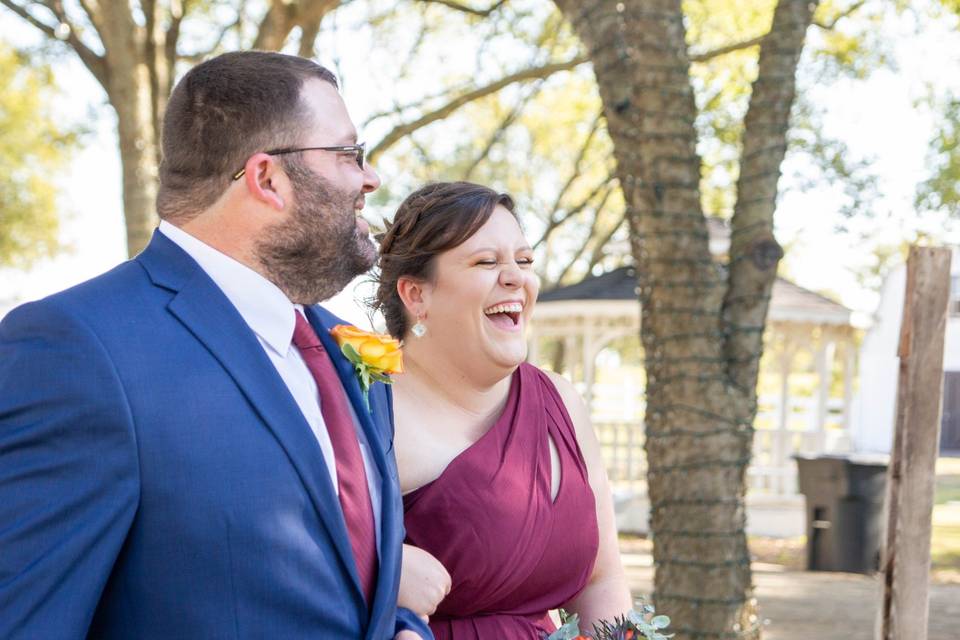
[851,247,960,454]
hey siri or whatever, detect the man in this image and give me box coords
[0,51,430,640]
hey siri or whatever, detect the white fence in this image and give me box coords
[591,389,851,498]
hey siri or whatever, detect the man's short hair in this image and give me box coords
[157,51,338,222]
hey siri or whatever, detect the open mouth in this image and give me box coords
[483,302,523,330]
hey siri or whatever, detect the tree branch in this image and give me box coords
[534,111,604,250]
[74,0,106,41]
[368,54,588,162]
[462,82,541,180]
[550,185,615,286]
[363,81,474,128]
[813,0,865,30]
[0,0,108,87]
[416,0,507,17]
[689,34,765,63]
[1,1,57,38]
[585,210,625,274]
[253,0,338,51]
[180,12,242,63]
[165,0,187,91]
[298,14,322,58]
[536,175,612,253]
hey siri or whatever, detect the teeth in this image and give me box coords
[484,303,523,315]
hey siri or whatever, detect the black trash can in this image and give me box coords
[794,454,888,574]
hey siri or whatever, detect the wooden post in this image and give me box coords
[878,246,952,640]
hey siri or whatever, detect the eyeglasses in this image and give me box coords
[231,142,366,180]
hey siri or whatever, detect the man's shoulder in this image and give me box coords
[2,260,151,332]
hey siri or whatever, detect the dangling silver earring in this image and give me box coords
[411,314,427,338]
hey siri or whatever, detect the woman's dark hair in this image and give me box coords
[374,181,516,339]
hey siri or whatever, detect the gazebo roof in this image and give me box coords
[537,266,853,326]
[539,266,641,302]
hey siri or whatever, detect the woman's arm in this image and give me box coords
[546,371,633,629]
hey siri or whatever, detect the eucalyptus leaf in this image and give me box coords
[545,617,581,640]
[651,615,670,629]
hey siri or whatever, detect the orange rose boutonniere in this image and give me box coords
[330,324,403,411]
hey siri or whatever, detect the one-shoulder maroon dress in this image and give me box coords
[402,363,600,639]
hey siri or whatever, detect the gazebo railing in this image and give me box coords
[593,394,851,498]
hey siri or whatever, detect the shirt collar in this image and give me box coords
[158,220,297,356]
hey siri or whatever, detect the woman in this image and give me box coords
[375,182,632,639]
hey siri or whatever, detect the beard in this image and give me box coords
[255,160,377,305]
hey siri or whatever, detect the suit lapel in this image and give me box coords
[305,307,401,633]
[139,234,364,606]
[306,307,390,479]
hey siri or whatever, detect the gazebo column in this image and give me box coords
[842,340,855,434]
[814,338,835,452]
[582,322,596,410]
[527,326,540,365]
[564,333,577,380]
[776,346,795,494]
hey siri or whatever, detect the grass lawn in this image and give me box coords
[932,457,960,582]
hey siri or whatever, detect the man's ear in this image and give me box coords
[397,276,429,318]
[242,153,285,210]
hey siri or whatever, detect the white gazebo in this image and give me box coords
[528,228,858,536]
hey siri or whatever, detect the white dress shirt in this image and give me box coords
[158,221,382,549]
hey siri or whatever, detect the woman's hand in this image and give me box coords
[398,543,452,621]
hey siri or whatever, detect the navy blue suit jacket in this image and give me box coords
[0,232,431,640]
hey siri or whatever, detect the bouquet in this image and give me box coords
[546,600,672,640]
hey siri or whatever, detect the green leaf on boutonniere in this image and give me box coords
[340,342,363,365]
[369,371,393,384]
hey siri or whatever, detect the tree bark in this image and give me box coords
[723,0,818,394]
[100,0,159,256]
[552,0,817,636]
[252,0,339,51]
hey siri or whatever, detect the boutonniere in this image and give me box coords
[330,324,403,411]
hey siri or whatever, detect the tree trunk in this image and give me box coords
[552,0,817,636]
[112,79,160,257]
[100,1,160,257]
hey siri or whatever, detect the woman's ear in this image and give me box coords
[397,276,429,318]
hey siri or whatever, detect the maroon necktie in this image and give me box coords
[292,311,378,605]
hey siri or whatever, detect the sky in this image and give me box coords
[1,1,959,327]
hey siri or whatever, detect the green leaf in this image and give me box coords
[0,43,80,268]
[651,615,670,629]
[341,342,363,364]
[370,371,393,384]
[545,615,581,640]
